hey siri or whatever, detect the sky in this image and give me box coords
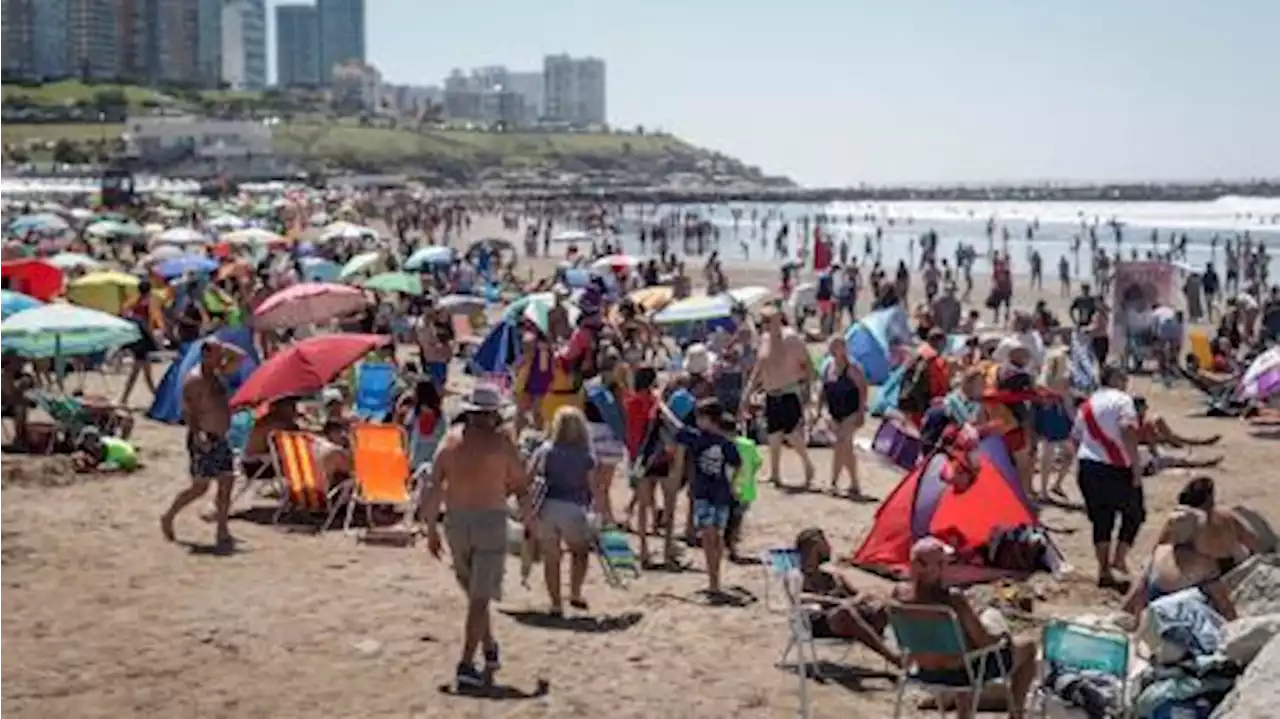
[264,0,1280,187]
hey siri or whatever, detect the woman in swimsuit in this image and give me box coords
[818,335,868,498]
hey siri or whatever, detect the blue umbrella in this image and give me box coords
[404,246,456,271]
[156,254,218,279]
[0,303,140,359]
[299,256,340,282]
[8,213,70,235]
[0,289,43,320]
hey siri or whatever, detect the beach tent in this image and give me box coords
[852,436,1058,584]
[845,305,910,385]
[147,327,259,424]
[470,320,521,376]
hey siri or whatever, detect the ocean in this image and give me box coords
[609,196,1280,280]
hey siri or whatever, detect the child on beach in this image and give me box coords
[727,433,762,562]
[658,397,742,597]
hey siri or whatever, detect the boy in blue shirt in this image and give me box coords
[658,397,741,597]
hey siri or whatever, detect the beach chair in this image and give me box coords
[353,362,397,421]
[1187,329,1215,372]
[346,422,417,535]
[27,389,91,453]
[887,604,1016,718]
[228,410,276,505]
[268,430,345,530]
[760,547,802,613]
[775,570,855,681]
[1032,620,1130,718]
[594,525,641,588]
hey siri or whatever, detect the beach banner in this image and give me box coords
[1110,261,1176,357]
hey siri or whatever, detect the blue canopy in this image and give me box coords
[845,306,910,385]
[469,320,520,375]
[147,327,259,424]
[156,254,218,280]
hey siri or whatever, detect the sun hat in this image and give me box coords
[683,343,715,375]
[458,382,510,414]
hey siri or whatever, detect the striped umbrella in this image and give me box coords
[0,303,140,359]
[253,282,369,330]
[0,289,42,320]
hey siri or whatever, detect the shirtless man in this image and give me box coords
[161,339,246,549]
[421,384,534,689]
[741,306,816,488]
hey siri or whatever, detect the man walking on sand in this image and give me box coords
[161,339,246,549]
[422,384,534,689]
[741,305,816,489]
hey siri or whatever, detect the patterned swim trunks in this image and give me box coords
[187,433,234,479]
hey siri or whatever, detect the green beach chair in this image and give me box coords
[595,525,641,588]
[887,603,1016,719]
[1033,620,1130,717]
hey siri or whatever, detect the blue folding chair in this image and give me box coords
[888,604,1015,718]
[1034,620,1129,717]
[760,547,801,613]
[353,362,396,421]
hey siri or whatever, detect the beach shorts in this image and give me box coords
[1076,459,1145,545]
[765,391,804,436]
[913,644,1016,686]
[537,499,593,547]
[187,433,234,480]
[444,508,508,601]
[692,499,732,530]
[425,362,448,389]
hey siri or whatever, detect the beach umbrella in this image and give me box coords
[1,259,64,301]
[437,294,486,315]
[95,211,131,224]
[155,254,218,279]
[222,227,287,247]
[550,230,590,244]
[590,254,642,273]
[299,256,341,283]
[207,214,247,231]
[339,250,381,280]
[728,285,773,310]
[65,271,141,315]
[0,303,140,359]
[141,245,185,265]
[628,286,675,312]
[229,333,391,410]
[9,213,70,235]
[155,226,208,246]
[69,208,95,222]
[404,245,455,271]
[0,289,43,320]
[309,211,330,226]
[86,219,144,239]
[361,271,423,295]
[253,282,369,330]
[48,252,104,272]
[653,295,735,325]
[844,305,912,385]
[1239,347,1280,401]
[322,221,377,243]
[504,292,580,334]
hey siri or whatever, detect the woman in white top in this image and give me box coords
[1072,365,1145,590]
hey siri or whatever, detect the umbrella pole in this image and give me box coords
[55,334,65,392]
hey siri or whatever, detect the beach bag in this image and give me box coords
[896,355,933,414]
[871,419,921,470]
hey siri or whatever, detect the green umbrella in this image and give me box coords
[339,251,382,280]
[86,219,143,239]
[361,271,423,295]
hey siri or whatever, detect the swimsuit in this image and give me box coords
[187,431,234,479]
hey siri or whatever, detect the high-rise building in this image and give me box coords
[68,0,121,81]
[221,0,266,90]
[1,0,38,80]
[276,3,320,87]
[507,71,544,124]
[195,0,223,86]
[317,0,365,84]
[33,0,70,79]
[543,54,606,127]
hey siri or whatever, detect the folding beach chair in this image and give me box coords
[229,410,276,506]
[775,569,855,682]
[27,389,92,453]
[759,547,801,613]
[887,604,1015,719]
[268,430,345,530]
[1032,620,1130,718]
[594,525,641,588]
[351,361,397,420]
[346,422,417,535]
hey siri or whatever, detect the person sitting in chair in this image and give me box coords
[793,527,903,668]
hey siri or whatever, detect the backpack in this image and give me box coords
[896,355,934,414]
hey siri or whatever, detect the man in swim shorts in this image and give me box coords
[161,339,246,550]
[742,305,816,488]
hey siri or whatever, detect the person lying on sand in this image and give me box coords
[792,528,902,668]
[1133,396,1223,474]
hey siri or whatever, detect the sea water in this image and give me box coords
[610,196,1280,280]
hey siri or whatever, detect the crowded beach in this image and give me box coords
[3,190,1279,719]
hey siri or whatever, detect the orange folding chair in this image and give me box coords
[268,430,346,530]
[346,422,416,535]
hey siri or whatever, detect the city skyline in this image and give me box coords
[258,0,1280,186]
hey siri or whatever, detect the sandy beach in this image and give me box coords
[3,214,1277,719]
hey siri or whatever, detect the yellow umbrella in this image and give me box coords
[66,271,141,316]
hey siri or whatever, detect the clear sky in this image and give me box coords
[265,0,1280,186]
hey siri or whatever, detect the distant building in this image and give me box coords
[506,71,544,125]
[317,0,365,84]
[438,65,543,128]
[543,54,606,127]
[331,59,381,111]
[67,0,121,81]
[195,0,223,86]
[276,3,320,87]
[1,0,37,80]
[33,0,70,80]
[221,0,266,90]
[125,114,273,159]
[385,84,442,116]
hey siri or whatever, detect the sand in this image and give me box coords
[4,215,1279,718]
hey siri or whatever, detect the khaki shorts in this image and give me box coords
[445,509,508,601]
[537,499,592,547]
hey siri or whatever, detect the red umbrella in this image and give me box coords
[1,259,64,301]
[229,333,391,410]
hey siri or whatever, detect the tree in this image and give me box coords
[92,88,128,114]
[52,139,87,164]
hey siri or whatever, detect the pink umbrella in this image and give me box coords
[252,282,368,330]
